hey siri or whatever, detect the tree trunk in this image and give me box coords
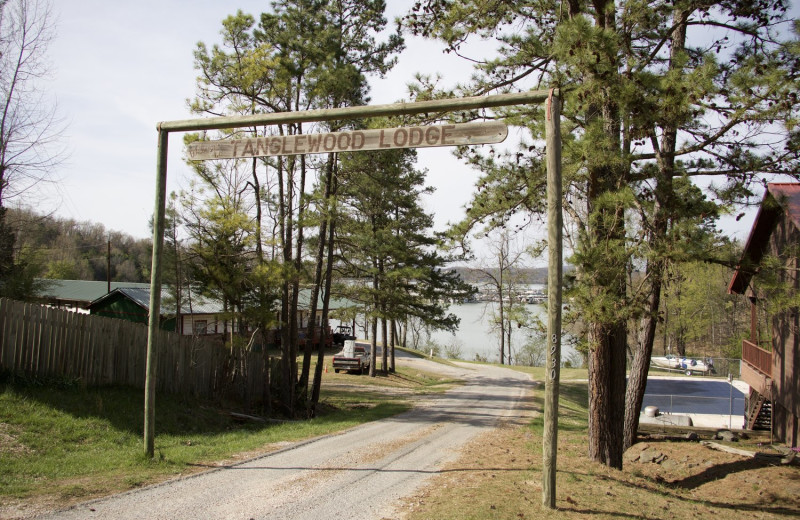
[250,155,274,410]
[506,318,513,365]
[369,314,378,377]
[623,263,663,450]
[377,255,387,374]
[310,175,337,415]
[498,280,505,365]
[300,153,334,395]
[585,190,629,469]
[390,318,396,372]
[381,312,388,374]
[587,320,628,469]
[277,154,296,416]
[251,157,264,263]
[584,157,628,469]
[581,0,629,469]
[623,5,687,450]
[287,153,305,413]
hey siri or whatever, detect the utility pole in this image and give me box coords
[107,239,111,294]
[542,90,562,509]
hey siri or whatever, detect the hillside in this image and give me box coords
[7,207,570,288]
[6,207,152,283]
[450,265,574,285]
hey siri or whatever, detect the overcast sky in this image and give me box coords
[35,0,799,253]
[42,0,487,242]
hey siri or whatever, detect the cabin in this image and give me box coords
[34,279,151,312]
[729,183,800,447]
[34,278,354,347]
[35,280,223,333]
[87,285,354,348]
[87,286,211,333]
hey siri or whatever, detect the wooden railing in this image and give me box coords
[742,339,772,376]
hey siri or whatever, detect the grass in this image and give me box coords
[398,378,800,520]
[0,370,414,509]
[327,363,460,386]
[506,365,589,381]
[0,348,462,511]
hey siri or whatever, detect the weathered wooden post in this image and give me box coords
[144,127,169,458]
[542,89,562,508]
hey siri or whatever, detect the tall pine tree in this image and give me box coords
[406,0,799,467]
[336,144,472,375]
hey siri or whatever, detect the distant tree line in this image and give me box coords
[1,0,67,299]
[453,265,561,285]
[4,206,153,284]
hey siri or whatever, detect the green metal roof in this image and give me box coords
[297,288,357,311]
[36,279,151,307]
[37,279,358,313]
[88,287,226,315]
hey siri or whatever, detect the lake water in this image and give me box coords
[428,302,579,365]
[343,296,580,366]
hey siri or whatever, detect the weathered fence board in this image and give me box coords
[0,298,269,407]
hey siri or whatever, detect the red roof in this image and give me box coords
[728,183,800,295]
[769,183,800,229]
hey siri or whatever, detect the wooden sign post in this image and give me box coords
[147,92,563,514]
[186,121,508,160]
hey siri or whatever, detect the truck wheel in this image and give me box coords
[685,369,692,376]
[334,369,340,374]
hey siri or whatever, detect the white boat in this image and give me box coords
[651,355,714,376]
[520,289,547,304]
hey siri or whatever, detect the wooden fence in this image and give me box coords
[0,298,270,407]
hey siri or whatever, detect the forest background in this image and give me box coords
[5,204,751,365]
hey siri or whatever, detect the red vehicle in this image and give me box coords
[297,326,333,349]
[332,341,371,374]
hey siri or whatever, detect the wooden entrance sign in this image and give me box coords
[186,121,507,160]
[148,91,560,486]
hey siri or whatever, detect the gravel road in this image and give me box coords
[36,358,533,520]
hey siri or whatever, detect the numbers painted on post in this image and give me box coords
[549,333,559,382]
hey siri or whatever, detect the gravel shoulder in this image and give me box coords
[34,359,535,520]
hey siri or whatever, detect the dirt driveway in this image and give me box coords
[36,358,535,520]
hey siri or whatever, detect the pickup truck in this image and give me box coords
[332,340,371,374]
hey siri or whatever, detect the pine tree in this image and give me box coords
[179,163,258,336]
[190,1,402,415]
[406,0,799,467]
[337,144,473,375]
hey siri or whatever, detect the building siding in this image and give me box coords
[90,292,175,332]
[768,213,800,447]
